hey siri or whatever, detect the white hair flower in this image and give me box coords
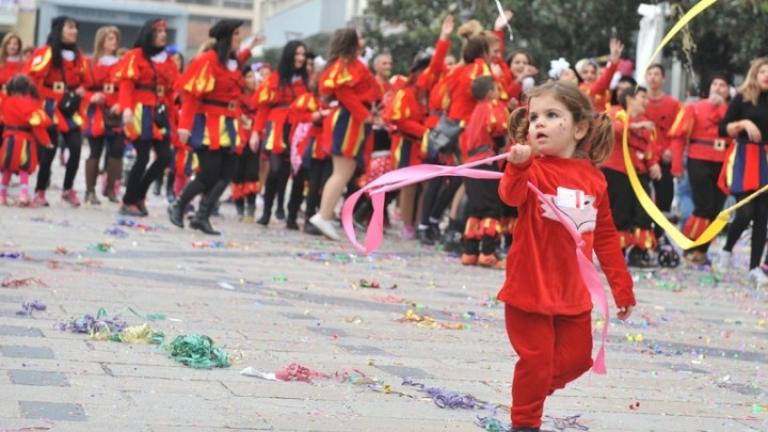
[548,57,571,80]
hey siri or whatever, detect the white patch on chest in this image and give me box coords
[540,187,597,234]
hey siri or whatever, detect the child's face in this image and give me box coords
[628,91,648,113]
[488,83,500,101]
[527,93,586,158]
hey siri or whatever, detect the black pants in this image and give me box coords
[688,158,726,253]
[652,161,674,236]
[305,158,332,221]
[88,133,123,161]
[36,127,82,192]
[177,148,237,206]
[287,167,307,221]
[233,146,260,185]
[464,177,502,220]
[420,176,462,226]
[262,152,290,216]
[724,192,768,269]
[603,168,653,232]
[122,138,171,205]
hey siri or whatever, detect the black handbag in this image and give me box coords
[57,65,81,117]
[149,60,169,129]
[427,114,462,158]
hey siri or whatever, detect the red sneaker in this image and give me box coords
[33,190,49,207]
[62,189,81,207]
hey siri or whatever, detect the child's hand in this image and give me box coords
[507,143,531,165]
[617,305,634,321]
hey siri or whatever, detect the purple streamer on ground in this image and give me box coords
[402,378,487,410]
[16,300,47,316]
[57,308,127,334]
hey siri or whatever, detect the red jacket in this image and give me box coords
[601,108,659,175]
[288,92,328,161]
[579,61,618,112]
[254,72,308,154]
[645,93,681,155]
[447,58,491,123]
[462,99,509,163]
[0,95,52,173]
[669,99,730,176]
[319,58,380,123]
[0,58,22,89]
[84,55,120,137]
[114,48,179,111]
[498,157,635,315]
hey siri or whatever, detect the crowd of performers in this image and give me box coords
[0,13,767,278]
[0,11,767,432]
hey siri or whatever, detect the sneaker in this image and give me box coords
[119,204,144,217]
[62,189,81,207]
[275,208,286,220]
[33,190,49,207]
[716,251,733,272]
[137,200,149,217]
[400,225,416,240]
[442,229,463,254]
[417,225,436,246]
[309,213,340,241]
[749,267,768,286]
[461,254,478,266]
[18,190,30,207]
[286,219,299,230]
[303,222,322,236]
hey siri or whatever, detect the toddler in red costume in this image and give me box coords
[499,82,636,431]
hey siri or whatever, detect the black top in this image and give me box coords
[719,91,768,143]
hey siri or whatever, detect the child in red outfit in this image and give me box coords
[0,76,53,206]
[499,82,636,431]
[461,75,509,268]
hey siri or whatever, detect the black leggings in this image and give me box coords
[123,139,171,205]
[724,192,768,269]
[177,148,237,205]
[263,152,290,214]
[653,162,674,237]
[36,127,82,192]
[305,158,332,221]
[603,168,653,231]
[688,158,726,252]
[420,176,462,226]
[88,134,123,161]
[233,146,260,184]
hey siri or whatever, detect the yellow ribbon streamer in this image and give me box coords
[621,0,768,250]
[621,114,768,250]
[639,0,718,75]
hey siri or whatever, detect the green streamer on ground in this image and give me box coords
[168,334,229,369]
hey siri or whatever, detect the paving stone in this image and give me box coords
[0,345,55,359]
[0,325,43,337]
[9,370,69,386]
[19,401,85,421]
[338,344,392,356]
[375,365,433,379]
[307,327,348,337]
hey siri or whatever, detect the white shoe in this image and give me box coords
[749,267,768,286]
[716,251,733,272]
[309,214,340,241]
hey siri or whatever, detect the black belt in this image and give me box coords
[43,82,75,93]
[91,84,116,93]
[202,98,237,110]
[691,138,727,150]
[5,125,32,132]
[136,84,165,96]
[468,144,493,157]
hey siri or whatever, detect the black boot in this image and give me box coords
[167,201,184,228]
[190,181,227,236]
[235,199,245,220]
[286,213,299,230]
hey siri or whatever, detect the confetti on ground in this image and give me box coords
[16,300,47,316]
[117,218,160,232]
[168,334,230,369]
[396,309,467,330]
[54,246,70,255]
[88,242,115,253]
[57,308,127,337]
[2,278,48,288]
[104,227,129,238]
[0,250,24,259]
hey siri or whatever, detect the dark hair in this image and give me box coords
[328,28,359,62]
[507,51,532,67]
[209,19,243,65]
[709,73,731,87]
[47,16,79,67]
[510,82,614,164]
[6,74,39,98]
[134,18,166,58]
[171,52,184,70]
[462,35,489,64]
[611,75,637,105]
[646,63,665,77]
[618,85,647,109]
[278,40,308,88]
[471,75,496,100]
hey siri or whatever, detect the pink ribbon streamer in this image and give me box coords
[341,153,610,374]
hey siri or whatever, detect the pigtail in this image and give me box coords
[507,106,530,145]
[584,112,614,165]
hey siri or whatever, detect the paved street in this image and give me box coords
[0,178,766,432]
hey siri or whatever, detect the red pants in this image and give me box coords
[505,306,593,428]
